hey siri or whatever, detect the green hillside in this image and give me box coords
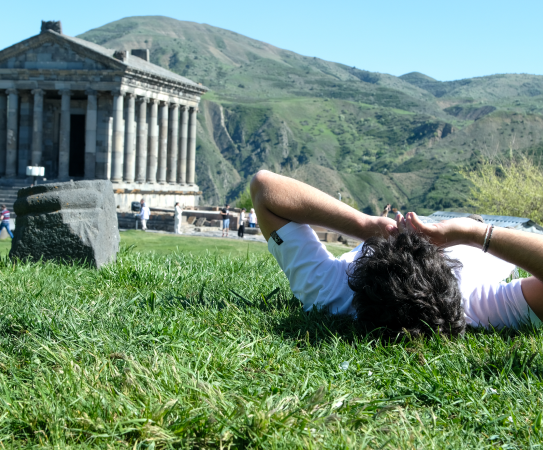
[79,16,543,214]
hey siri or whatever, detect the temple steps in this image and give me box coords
[0,180,32,215]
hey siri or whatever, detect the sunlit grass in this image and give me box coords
[0,247,541,447]
[0,230,351,258]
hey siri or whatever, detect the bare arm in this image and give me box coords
[405,212,543,319]
[250,170,395,241]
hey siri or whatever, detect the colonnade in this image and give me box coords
[0,88,198,184]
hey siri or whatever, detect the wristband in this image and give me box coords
[482,224,491,251]
[483,224,494,253]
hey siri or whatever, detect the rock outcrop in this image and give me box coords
[10,180,119,268]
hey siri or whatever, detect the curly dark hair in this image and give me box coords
[348,231,466,338]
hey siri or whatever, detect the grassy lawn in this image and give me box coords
[120,230,271,257]
[121,230,355,257]
[0,238,9,256]
[0,246,541,448]
[1,230,353,258]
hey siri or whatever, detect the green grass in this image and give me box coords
[0,245,541,447]
[0,239,9,256]
[119,230,270,257]
[0,231,352,258]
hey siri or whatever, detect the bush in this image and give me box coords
[462,155,543,223]
[236,184,253,210]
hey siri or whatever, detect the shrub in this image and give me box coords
[236,185,253,210]
[462,155,543,224]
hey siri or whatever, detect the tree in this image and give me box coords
[462,156,543,224]
[236,185,253,210]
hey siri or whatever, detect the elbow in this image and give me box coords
[250,170,273,206]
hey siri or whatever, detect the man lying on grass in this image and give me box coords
[250,170,543,337]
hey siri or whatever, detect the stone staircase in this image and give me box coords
[0,179,32,215]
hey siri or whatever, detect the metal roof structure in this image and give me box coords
[419,211,543,235]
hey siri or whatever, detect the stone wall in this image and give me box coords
[117,209,240,232]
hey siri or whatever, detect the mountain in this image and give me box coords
[79,16,543,214]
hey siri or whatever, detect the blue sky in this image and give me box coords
[2,0,540,81]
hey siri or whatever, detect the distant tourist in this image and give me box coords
[174,202,183,235]
[380,204,391,217]
[0,205,13,239]
[221,204,230,237]
[139,200,151,231]
[248,208,257,228]
[238,208,246,238]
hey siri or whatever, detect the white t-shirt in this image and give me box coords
[268,222,542,329]
[249,213,257,224]
[139,206,150,220]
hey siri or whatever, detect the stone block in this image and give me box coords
[194,217,207,226]
[10,180,120,268]
[209,219,221,227]
[187,216,197,225]
[325,232,339,242]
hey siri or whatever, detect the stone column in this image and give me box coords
[95,93,112,180]
[5,89,19,177]
[111,89,125,182]
[135,97,149,183]
[123,93,136,183]
[30,89,45,167]
[84,89,97,179]
[187,107,198,185]
[58,89,71,179]
[177,106,188,184]
[0,92,7,176]
[17,93,32,175]
[167,103,179,184]
[147,98,159,183]
[157,101,169,184]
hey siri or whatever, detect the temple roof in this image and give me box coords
[0,29,207,94]
[61,33,203,88]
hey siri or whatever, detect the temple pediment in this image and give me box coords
[0,40,111,71]
[0,32,122,71]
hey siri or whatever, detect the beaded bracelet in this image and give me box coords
[483,224,494,253]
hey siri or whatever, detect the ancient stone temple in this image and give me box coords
[0,21,207,208]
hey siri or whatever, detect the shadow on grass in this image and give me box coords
[463,325,543,380]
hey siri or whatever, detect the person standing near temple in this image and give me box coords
[139,200,151,231]
[248,208,257,228]
[380,204,391,217]
[174,202,183,235]
[0,205,13,239]
[220,204,230,237]
[238,208,246,239]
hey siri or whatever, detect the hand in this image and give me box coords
[372,216,397,239]
[401,212,485,248]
